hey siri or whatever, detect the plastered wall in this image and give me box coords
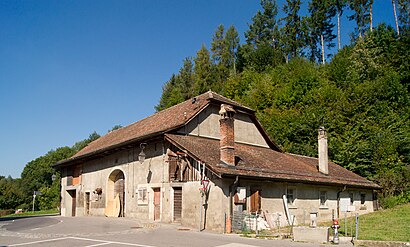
[182,105,269,147]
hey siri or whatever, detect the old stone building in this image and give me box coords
[54,91,380,232]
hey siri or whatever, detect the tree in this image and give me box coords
[155,75,184,111]
[179,58,195,98]
[307,0,337,64]
[211,24,225,64]
[109,125,122,132]
[333,0,347,49]
[348,0,373,38]
[245,0,280,48]
[0,176,25,210]
[392,0,400,36]
[72,131,101,153]
[223,25,240,74]
[193,45,215,94]
[397,0,409,34]
[280,0,303,62]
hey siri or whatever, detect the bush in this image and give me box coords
[0,209,14,217]
[380,192,410,209]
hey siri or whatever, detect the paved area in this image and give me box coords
[0,216,354,247]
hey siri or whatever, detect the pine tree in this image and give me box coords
[245,0,280,48]
[280,0,303,62]
[223,25,240,73]
[211,25,225,63]
[397,0,409,34]
[308,0,336,64]
[193,45,215,94]
[348,0,372,38]
[179,58,195,99]
[333,0,347,49]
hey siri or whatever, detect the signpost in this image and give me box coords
[32,191,43,212]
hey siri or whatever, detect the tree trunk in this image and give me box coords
[370,3,373,32]
[321,34,325,65]
[338,10,341,50]
[392,0,400,36]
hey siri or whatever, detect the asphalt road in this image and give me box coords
[0,216,353,247]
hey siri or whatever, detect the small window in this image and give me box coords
[137,187,148,205]
[287,188,295,205]
[360,193,366,205]
[349,192,354,205]
[320,191,327,206]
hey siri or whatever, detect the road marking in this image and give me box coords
[30,218,62,231]
[86,243,112,247]
[8,236,157,247]
[69,237,157,247]
[8,237,70,246]
[216,244,259,247]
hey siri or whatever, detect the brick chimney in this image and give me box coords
[318,126,328,175]
[219,104,236,166]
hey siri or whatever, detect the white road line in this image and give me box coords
[8,237,70,246]
[216,244,259,247]
[85,243,112,247]
[8,236,157,247]
[68,237,157,247]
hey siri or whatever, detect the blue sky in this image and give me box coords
[0,1,394,178]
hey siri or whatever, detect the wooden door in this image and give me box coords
[173,187,182,222]
[153,188,161,221]
[70,190,76,216]
[250,189,261,214]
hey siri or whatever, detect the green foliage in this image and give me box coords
[0,132,100,211]
[280,0,303,60]
[348,0,372,38]
[307,0,336,63]
[154,5,409,204]
[380,192,410,209]
[245,0,280,48]
[0,176,25,210]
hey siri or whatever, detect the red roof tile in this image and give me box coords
[57,91,257,165]
[165,134,380,189]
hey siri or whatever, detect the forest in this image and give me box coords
[156,0,409,208]
[1,0,409,214]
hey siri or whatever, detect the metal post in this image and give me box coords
[355,213,359,240]
[32,193,36,212]
[199,193,203,231]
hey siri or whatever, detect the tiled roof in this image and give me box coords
[56,91,256,165]
[165,134,381,189]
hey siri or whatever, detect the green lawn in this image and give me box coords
[1,209,59,218]
[338,204,410,242]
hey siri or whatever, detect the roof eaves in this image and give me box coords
[219,171,380,189]
[54,125,186,168]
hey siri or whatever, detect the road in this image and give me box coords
[0,216,352,247]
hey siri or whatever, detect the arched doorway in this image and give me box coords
[105,169,125,217]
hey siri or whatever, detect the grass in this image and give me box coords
[338,204,410,242]
[0,209,59,218]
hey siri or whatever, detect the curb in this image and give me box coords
[354,240,410,247]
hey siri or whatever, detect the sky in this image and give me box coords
[0,1,395,178]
